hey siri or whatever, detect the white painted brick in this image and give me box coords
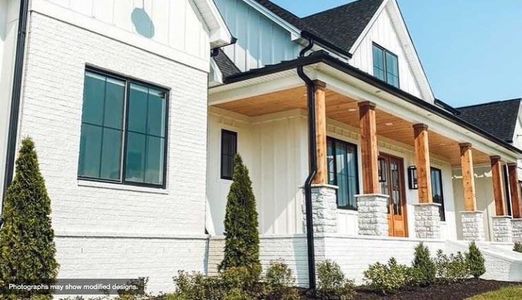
[18,14,210,294]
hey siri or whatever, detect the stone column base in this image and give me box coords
[413,203,441,239]
[356,194,389,236]
[461,211,485,241]
[304,184,338,233]
[492,216,513,242]
[512,218,522,243]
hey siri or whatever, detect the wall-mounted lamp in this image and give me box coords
[378,158,387,183]
[408,166,418,190]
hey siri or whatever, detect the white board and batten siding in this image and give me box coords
[31,0,213,71]
[214,0,299,72]
[349,2,427,100]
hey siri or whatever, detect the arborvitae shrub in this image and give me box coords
[466,241,485,279]
[218,154,261,278]
[411,242,436,286]
[0,138,59,299]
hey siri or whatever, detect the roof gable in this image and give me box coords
[458,99,522,143]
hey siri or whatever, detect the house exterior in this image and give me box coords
[1,0,522,295]
[0,0,231,293]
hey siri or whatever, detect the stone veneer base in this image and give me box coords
[512,218,522,243]
[356,194,389,236]
[413,203,441,239]
[461,211,485,241]
[304,184,338,233]
[491,216,513,242]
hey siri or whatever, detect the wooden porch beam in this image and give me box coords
[313,80,328,185]
[460,143,477,211]
[413,124,432,203]
[508,163,522,218]
[490,156,505,216]
[359,101,379,194]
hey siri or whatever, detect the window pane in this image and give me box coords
[147,89,166,137]
[386,52,398,76]
[221,130,237,179]
[346,147,358,209]
[128,84,148,134]
[373,46,385,81]
[125,132,146,183]
[82,72,105,125]
[431,168,445,221]
[327,139,336,186]
[104,78,125,129]
[387,74,399,88]
[78,124,102,178]
[100,128,122,180]
[145,136,165,185]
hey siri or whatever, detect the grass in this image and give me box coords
[469,286,522,299]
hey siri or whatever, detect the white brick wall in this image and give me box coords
[17,12,210,293]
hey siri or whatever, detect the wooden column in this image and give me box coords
[508,163,522,218]
[358,101,379,194]
[490,156,505,216]
[313,80,328,185]
[413,124,432,203]
[460,143,477,211]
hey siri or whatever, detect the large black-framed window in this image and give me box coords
[78,68,169,188]
[221,129,237,180]
[431,167,445,221]
[327,137,359,210]
[372,43,399,88]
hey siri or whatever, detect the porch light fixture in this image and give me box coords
[408,166,418,189]
[378,158,387,183]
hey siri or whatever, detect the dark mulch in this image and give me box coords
[354,279,521,300]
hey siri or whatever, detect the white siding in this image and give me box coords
[214,0,299,72]
[349,5,424,99]
[31,0,211,70]
[0,0,20,202]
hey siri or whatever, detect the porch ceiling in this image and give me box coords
[213,87,491,166]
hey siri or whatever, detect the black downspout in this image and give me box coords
[2,0,30,210]
[297,37,317,291]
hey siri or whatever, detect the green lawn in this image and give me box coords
[469,286,522,299]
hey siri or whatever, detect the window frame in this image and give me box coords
[327,137,360,210]
[78,67,169,189]
[220,129,238,180]
[372,43,400,88]
[430,167,445,221]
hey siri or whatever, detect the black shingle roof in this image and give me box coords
[457,99,521,143]
[213,49,241,78]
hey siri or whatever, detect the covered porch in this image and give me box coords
[208,66,522,243]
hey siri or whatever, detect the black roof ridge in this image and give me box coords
[302,0,378,20]
[457,98,522,109]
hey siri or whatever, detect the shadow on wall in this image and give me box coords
[131,8,155,38]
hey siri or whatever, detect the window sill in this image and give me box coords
[337,209,358,215]
[77,180,169,195]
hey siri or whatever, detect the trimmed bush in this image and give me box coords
[434,250,470,283]
[317,260,355,299]
[514,242,522,253]
[411,242,436,286]
[264,260,299,300]
[363,258,411,295]
[0,138,59,299]
[466,241,485,279]
[219,154,261,276]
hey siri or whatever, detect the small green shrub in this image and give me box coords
[264,260,299,300]
[363,258,411,295]
[466,242,486,279]
[317,260,356,299]
[434,250,469,283]
[411,243,436,286]
[173,271,224,300]
[514,242,522,253]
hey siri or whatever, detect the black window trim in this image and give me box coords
[431,167,445,221]
[327,136,360,210]
[220,129,237,180]
[78,66,169,189]
[372,42,400,88]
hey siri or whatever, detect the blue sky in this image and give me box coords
[271,0,522,107]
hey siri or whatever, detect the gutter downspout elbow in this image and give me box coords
[297,38,318,292]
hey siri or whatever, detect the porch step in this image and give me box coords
[445,240,522,282]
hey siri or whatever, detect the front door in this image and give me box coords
[379,153,408,237]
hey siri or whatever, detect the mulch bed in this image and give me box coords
[352,279,521,299]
